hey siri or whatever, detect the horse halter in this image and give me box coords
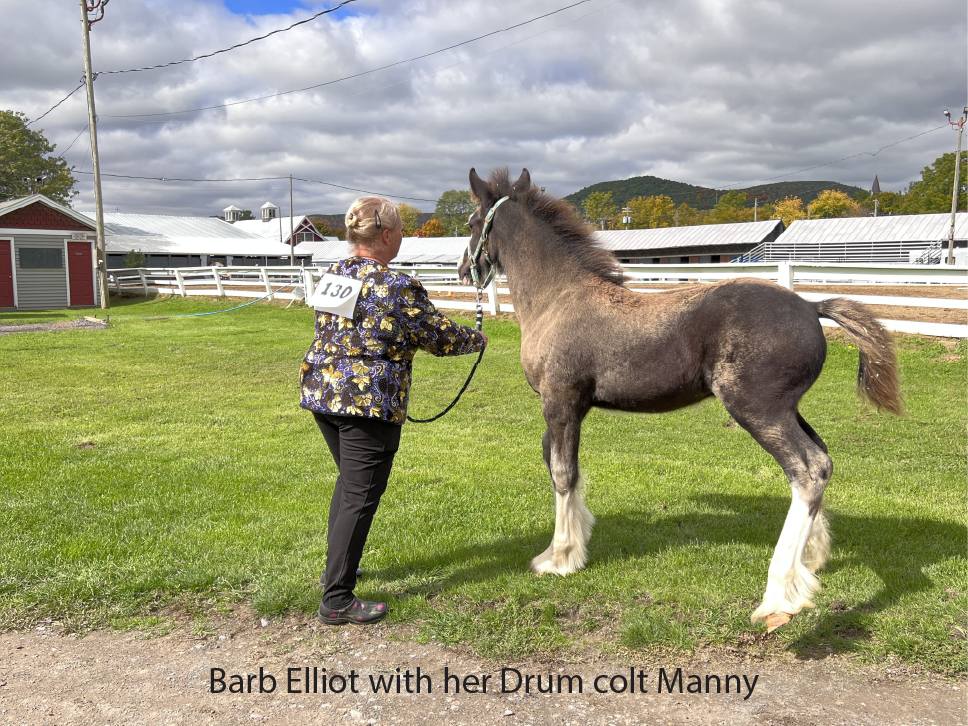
[466,196,509,289]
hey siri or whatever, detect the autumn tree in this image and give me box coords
[899,151,968,214]
[809,189,862,218]
[433,190,475,235]
[627,194,676,228]
[0,110,77,205]
[710,190,752,224]
[581,191,618,229]
[674,202,702,227]
[312,218,345,240]
[772,196,807,226]
[414,218,446,237]
[397,203,421,236]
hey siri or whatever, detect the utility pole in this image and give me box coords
[943,107,966,265]
[289,174,295,266]
[79,0,110,309]
[754,198,757,222]
[873,199,879,217]
[621,206,632,230]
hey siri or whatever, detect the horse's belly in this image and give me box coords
[592,380,711,414]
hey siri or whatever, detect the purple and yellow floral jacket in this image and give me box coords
[299,257,485,424]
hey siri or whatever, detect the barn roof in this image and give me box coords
[778,213,968,245]
[593,220,785,252]
[94,212,307,257]
[232,216,318,244]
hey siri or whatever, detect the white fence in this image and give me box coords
[108,261,968,337]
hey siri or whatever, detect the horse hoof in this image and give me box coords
[765,612,793,632]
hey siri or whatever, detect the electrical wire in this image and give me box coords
[720,125,948,190]
[58,124,90,159]
[99,0,358,75]
[73,170,438,202]
[101,0,602,119]
[0,82,87,143]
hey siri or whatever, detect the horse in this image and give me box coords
[457,167,902,632]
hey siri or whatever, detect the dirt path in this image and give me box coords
[1,609,963,726]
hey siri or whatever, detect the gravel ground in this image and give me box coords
[1,608,964,726]
[0,318,109,336]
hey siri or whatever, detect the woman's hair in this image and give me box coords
[345,196,401,247]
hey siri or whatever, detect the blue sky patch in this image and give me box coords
[222,0,363,18]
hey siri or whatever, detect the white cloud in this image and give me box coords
[1,0,964,215]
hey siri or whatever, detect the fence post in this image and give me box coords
[486,278,499,315]
[777,261,794,290]
[212,267,224,297]
[114,274,122,294]
[174,269,186,297]
[303,268,315,305]
[138,268,148,296]
[261,267,273,300]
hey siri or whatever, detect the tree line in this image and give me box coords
[579,151,967,231]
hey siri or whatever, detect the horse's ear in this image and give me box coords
[469,168,492,205]
[512,168,532,196]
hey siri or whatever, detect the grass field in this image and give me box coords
[0,295,965,674]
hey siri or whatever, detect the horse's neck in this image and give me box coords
[499,214,589,323]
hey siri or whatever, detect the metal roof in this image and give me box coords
[97,212,257,239]
[308,237,469,265]
[779,213,968,245]
[94,212,308,256]
[594,220,784,252]
[232,216,316,243]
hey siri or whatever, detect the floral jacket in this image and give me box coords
[299,257,486,424]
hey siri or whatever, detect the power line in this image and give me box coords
[720,125,948,190]
[0,82,87,143]
[73,170,437,202]
[99,0,358,75]
[58,124,90,159]
[101,0,602,119]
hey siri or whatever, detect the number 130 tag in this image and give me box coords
[310,273,364,318]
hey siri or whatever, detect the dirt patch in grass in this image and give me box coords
[2,606,963,726]
[0,318,109,336]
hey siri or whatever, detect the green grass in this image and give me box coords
[0,295,965,674]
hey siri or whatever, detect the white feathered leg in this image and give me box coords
[531,476,595,576]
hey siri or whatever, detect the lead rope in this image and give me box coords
[406,288,486,424]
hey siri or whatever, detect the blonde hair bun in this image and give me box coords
[344,196,402,247]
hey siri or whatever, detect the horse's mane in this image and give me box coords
[486,168,627,287]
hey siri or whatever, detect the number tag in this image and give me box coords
[309,273,364,318]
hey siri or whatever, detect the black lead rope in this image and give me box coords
[406,290,486,424]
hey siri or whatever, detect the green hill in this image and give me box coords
[563,175,867,210]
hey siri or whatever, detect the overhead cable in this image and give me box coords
[73,170,436,202]
[0,82,87,143]
[101,0,601,118]
[720,125,948,189]
[99,0,358,75]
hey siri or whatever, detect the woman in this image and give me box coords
[300,196,487,625]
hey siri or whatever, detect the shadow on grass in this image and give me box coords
[376,492,965,659]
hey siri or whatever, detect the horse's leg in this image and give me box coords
[531,397,595,576]
[720,398,833,631]
[796,411,831,574]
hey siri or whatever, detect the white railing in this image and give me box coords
[108,262,968,337]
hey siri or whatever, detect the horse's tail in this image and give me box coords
[816,298,904,415]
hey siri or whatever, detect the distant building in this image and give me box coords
[871,176,881,195]
[0,194,101,310]
[97,211,312,268]
[754,213,968,263]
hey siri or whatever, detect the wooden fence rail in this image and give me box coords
[107,262,968,337]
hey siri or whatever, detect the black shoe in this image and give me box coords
[318,597,387,625]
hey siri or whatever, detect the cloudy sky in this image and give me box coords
[1,0,965,215]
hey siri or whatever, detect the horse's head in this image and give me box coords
[458,167,532,287]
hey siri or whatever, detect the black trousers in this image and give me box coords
[313,412,402,610]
